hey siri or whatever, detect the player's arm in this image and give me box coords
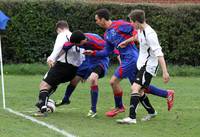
[118,24,138,48]
[148,32,170,83]
[55,49,65,61]
[158,56,170,83]
[47,34,66,67]
[118,37,135,48]
[83,41,114,57]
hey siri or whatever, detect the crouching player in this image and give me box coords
[35,21,85,116]
[56,30,109,118]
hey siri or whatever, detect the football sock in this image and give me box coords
[145,85,168,98]
[114,91,123,108]
[36,89,49,109]
[62,84,76,102]
[139,93,155,114]
[90,85,98,113]
[129,93,140,119]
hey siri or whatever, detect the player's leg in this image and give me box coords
[36,62,77,111]
[106,59,136,117]
[129,65,174,112]
[129,79,157,120]
[116,82,141,124]
[35,80,51,113]
[110,76,123,108]
[144,85,175,111]
[56,75,82,106]
[105,75,125,117]
[117,67,155,124]
[87,72,99,117]
[35,63,62,113]
[139,90,157,121]
[87,65,105,117]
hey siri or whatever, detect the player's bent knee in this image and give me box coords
[110,78,119,87]
[39,81,51,90]
[70,80,79,86]
[89,77,98,85]
[110,79,115,86]
[131,83,141,93]
[70,76,81,86]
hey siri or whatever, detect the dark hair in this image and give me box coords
[95,8,110,21]
[70,30,86,44]
[128,9,145,23]
[55,20,69,30]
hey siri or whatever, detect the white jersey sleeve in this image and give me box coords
[47,31,69,63]
[146,32,163,57]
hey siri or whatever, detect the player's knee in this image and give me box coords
[110,79,115,86]
[131,83,141,93]
[110,78,118,87]
[70,80,78,86]
[70,76,81,86]
[90,77,98,85]
[39,81,51,90]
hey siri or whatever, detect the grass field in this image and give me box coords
[0,75,200,137]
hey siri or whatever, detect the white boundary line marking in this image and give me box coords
[5,107,77,137]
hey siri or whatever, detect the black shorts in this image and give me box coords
[43,62,78,87]
[134,66,153,88]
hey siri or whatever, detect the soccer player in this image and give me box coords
[117,9,170,124]
[35,21,85,115]
[57,30,109,117]
[84,9,174,119]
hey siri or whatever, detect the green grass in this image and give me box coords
[3,63,200,76]
[0,75,200,137]
[3,63,48,75]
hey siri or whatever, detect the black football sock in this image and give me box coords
[139,93,155,114]
[36,89,49,109]
[129,93,140,119]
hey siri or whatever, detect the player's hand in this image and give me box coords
[47,60,55,68]
[118,41,128,48]
[83,50,94,55]
[163,72,170,83]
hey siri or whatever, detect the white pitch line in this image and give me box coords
[5,107,77,137]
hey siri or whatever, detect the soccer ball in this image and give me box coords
[47,99,56,113]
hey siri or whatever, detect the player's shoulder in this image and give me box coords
[86,33,104,42]
[63,42,74,47]
[145,25,156,35]
[57,31,71,40]
[113,19,130,24]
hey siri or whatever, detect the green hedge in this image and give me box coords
[0,1,200,65]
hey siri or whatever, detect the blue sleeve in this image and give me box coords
[118,24,133,36]
[94,41,114,57]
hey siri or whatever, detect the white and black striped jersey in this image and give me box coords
[137,25,164,76]
[47,30,85,67]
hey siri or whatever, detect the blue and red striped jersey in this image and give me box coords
[94,20,138,60]
[80,33,109,72]
[78,33,105,50]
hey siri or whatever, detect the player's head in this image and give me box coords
[70,30,87,46]
[55,20,69,34]
[128,9,145,29]
[95,8,110,28]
